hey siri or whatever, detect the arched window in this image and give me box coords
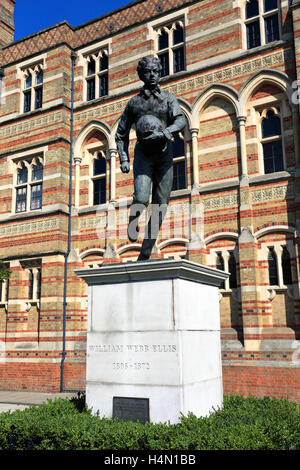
[261,110,284,174]
[216,252,225,289]
[172,134,186,191]
[268,247,278,286]
[228,251,238,289]
[23,65,44,113]
[93,152,107,205]
[157,22,185,77]
[282,246,292,285]
[28,269,34,300]
[245,0,280,50]
[86,50,109,102]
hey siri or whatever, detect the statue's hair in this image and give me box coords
[137,56,162,79]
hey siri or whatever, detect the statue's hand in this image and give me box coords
[121,161,130,173]
[142,130,165,144]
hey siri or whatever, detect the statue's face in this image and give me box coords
[140,62,160,88]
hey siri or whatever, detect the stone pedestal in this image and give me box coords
[76,260,228,424]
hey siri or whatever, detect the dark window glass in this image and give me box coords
[263,140,284,173]
[30,184,42,210]
[17,165,28,185]
[24,90,31,113]
[36,69,43,85]
[94,178,106,205]
[5,278,9,302]
[265,14,279,43]
[172,160,186,191]
[99,73,108,97]
[37,269,42,300]
[173,24,184,45]
[94,154,106,176]
[100,54,108,71]
[229,252,238,288]
[32,162,43,181]
[87,59,96,76]
[246,0,259,19]
[216,253,225,289]
[172,134,185,158]
[87,77,95,101]
[35,87,43,109]
[158,29,169,50]
[264,0,277,12]
[268,248,278,285]
[262,110,281,138]
[246,20,261,49]
[28,269,34,300]
[25,74,32,89]
[282,247,292,285]
[173,46,185,73]
[16,187,27,212]
[159,52,169,77]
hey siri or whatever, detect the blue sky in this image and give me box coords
[14,0,131,41]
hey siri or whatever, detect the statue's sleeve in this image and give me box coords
[115,101,134,163]
[163,94,186,141]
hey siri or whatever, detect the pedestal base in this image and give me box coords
[76,260,228,424]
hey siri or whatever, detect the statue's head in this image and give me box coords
[137,56,162,88]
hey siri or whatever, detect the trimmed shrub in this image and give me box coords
[0,395,299,450]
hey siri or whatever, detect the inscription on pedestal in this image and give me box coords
[113,397,149,424]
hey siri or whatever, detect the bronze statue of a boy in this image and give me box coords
[115,56,186,260]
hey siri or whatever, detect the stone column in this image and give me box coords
[74,156,82,208]
[238,116,248,177]
[190,128,199,186]
[109,149,117,202]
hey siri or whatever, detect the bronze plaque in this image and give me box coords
[113,397,149,424]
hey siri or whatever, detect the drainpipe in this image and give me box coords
[60,50,76,393]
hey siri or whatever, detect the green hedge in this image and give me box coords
[0,395,299,450]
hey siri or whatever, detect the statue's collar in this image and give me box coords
[140,85,162,99]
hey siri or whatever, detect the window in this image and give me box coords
[245,0,280,50]
[172,134,187,191]
[228,251,238,289]
[156,21,185,77]
[216,252,226,289]
[23,66,43,113]
[93,151,107,205]
[15,157,43,213]
[268,247,278,285]
[25,266,42,302]
[212,248,239,291]
[86,50,109,101]
[0,274,9,304]
[267,245,293,287]
[260,108,284,174]
[281,246,292,285]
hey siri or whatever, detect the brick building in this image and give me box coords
[0,0,299,401]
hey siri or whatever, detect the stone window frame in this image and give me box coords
[0,263,10,311]
[12,154,44,215]
[82,141,109,208]
[171,132,188,192]
[208,245,239,292]
[242,0,282,50]
[148,8,189,78]
[21,259,42,311]
[258,240,296,299]
[17,54,46,115]
[253,100,287,175]
[78,40,111,104]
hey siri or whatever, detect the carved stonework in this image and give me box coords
[251,184,294,203]
[0,218,59,237]
[204,194,239,210]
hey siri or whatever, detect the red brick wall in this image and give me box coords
[223,365,300,404]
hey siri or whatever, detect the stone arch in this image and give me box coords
[191,84,240,129]
[74,120,112,158]
[239,69,293,115]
